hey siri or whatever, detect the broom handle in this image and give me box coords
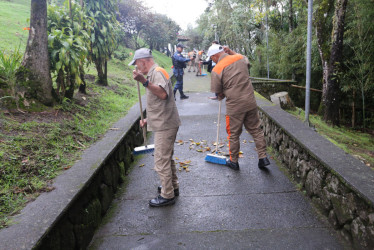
[135,67,147,147]
[215,100,222,154]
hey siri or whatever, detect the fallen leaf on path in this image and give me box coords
[175,157,179,160]
[64,166,72,170]
[249,140,254,143]
[139,164,145,167]
[239,151,244,158]
[243,140,247,143]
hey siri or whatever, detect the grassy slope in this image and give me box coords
[0,1,173,228]
[288,109,374,168]
[0,0,30,53]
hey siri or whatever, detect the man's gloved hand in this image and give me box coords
[217,93,225,100]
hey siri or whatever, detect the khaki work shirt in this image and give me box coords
[211,53,257,115]
[146,64,181,131]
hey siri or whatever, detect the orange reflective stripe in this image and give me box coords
[212,54,244,75]
[155,67,169,80]
[226,115,233,161]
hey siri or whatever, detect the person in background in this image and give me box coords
[172,43,192,100]
[207,44,271,171]
[195,50,205,76]
[129,48,181,207]
[187,50,197,72]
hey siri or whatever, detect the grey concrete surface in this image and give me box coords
[89,75,347,249]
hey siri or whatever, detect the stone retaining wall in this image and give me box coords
[257,100,374,249]
[0,98,146,250]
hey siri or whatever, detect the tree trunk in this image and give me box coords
[78,66,87,94]
[322,0,348,126]
[19,0,53,106]
[95,59,107,86]
[289,0,294,33]
[352,90,355,128]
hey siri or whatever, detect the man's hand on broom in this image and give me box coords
[140,118,147,128]
[133,69,146,84]
[217,93,225,100]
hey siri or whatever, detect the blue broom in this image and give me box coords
[205,100,227,165]
[133,66,155,155]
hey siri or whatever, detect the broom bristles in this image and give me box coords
[205,153,227,165]
[133,144,155,155]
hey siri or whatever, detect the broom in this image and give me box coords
[205,100,227,165]
[133,66,155,155]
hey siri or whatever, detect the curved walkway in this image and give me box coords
[89,72,346,249]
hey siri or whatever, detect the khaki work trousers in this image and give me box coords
[154,127,179,199]
[225,108,267,163]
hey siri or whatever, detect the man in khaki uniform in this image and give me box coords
[129,48,181,207]
[207,44,270,171]
[187,51,196,72]
[195,50,205,76]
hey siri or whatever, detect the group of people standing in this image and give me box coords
[129,41,270,207]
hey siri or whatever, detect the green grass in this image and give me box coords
[0,0,30,53]
[288,108,374,169]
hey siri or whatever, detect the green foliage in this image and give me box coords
[288,108,374,168]
[47,0,93,100]
[0,47,23,106]
[85,0,120,85]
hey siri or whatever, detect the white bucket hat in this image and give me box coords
[207,44,224,58]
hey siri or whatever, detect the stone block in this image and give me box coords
[102,162,114,187]
[118,161,126,183]
[299,160,310,181]
[330,193,356,225]
[117,144,125,162]
[99,183,114,215]
[73,198,102,249]
[282,133,289,147]
[292,148,299,158]
[328,210,339,229]
[351,217,374,249]
[320,187,333,212]
[305,171,314,197]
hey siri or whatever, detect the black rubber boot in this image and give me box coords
[173,89,177,100]
[226,160,240,170]
[180,90,189,100]
[258,157,270,170]
[149,195,175,207]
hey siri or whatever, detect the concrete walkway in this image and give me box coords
[89,72,346,249]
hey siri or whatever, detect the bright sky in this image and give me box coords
[142,0,209,31]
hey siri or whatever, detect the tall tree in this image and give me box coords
[315,0,349,126]
[19,0,53,105]
[85,0,118,86]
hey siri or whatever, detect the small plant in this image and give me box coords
[0,47,23,108]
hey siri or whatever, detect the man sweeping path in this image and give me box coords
[129,48,181,207]
[207,44,270,171]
